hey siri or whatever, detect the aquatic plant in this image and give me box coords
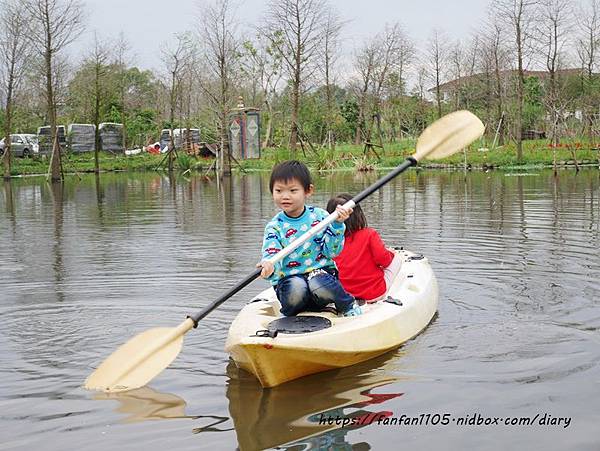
[352,155,376,172]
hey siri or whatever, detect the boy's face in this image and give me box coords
[272,178,313,218]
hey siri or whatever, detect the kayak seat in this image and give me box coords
[266,316,332,335]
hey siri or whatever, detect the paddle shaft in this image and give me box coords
[188,156,418,327]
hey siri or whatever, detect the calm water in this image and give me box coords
[1,169,599,451]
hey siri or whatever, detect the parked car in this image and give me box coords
[0,134,37,157]
[22,134,40,154]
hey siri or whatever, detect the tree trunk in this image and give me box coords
[43,16,61,183]
[168,128,175,173]
[290,74,299,153]
[262,99,273,148]
[435,64,442,119]
[494,58,504,146]
[220,108,231,176]
[3,84,13,180]
[325,49,335,151]
[121,90,127,150]
[46,48,61,181]
[355,82,368,145]
[290,27,301,154]
[168,70,176,173]
[515,21,524,162]
[94,64,101,174]
[516,80,524,162]
[355,100,365,145]
[220,60,231,176]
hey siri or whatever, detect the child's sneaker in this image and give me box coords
[343,303,363,317]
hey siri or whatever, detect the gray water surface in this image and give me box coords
[1,170,599,450]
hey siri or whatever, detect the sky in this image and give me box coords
[77,0,490,73]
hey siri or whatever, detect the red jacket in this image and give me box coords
[334,228,394,300]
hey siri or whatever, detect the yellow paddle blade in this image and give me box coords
[85,318,194,392]
[414,110,485,161]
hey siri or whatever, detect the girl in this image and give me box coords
[326,193,402,303]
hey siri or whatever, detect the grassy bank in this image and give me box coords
[239,139,600,171]
[4,138,599,178]
[4,151,210,178]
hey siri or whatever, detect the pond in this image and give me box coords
[1,169,599,450]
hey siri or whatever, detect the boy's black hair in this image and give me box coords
[269,160,313,192]
[326,193,368,235]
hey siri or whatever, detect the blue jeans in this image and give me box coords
[275,270,355,316]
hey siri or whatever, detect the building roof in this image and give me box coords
[429,68,585,92]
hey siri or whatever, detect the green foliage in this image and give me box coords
[271,147,293,164]
[127,109,157,146]
[298,94,327,143]
[523,76,545,130]
[340,99,359,139]
[107,105,122,123]
[176,152,209,173]
[66,63,161,147]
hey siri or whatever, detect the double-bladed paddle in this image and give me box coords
[85,110,484,392]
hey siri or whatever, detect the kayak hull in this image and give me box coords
[225,250,438,388]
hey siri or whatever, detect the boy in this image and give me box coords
[257,160,362,317]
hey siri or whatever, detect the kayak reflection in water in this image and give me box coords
[278,384,402,451]
[226,358,404,451]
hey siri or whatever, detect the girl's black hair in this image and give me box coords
[269,160,312,192]
[326,193,367,235]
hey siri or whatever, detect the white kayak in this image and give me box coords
[225,249,439,388]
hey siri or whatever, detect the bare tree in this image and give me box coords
[449,40,464,110]
[577,0,600,78]
[414,65,428,101]
[178,50,199,153]
[539,0,574,173]
[264,0,327,153]
[352,39,377,144]
[427,28,448,119]
[114,33,131,151]
[24,0,84,182]
[478,31,497,127]
[479,18,510,146]
[372,24,414,111]
[84,33,110,173]
[576,0,600,150]
[321,7,344,150]
[161,32,194,173]
[240,34,283,148]
[367,24,414,146]
[0,0,31,179]
[465,36,481,81]
[448,36,481,110]
[351,24,414,146]
[198,0,239,176]
[494,0,538,162]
